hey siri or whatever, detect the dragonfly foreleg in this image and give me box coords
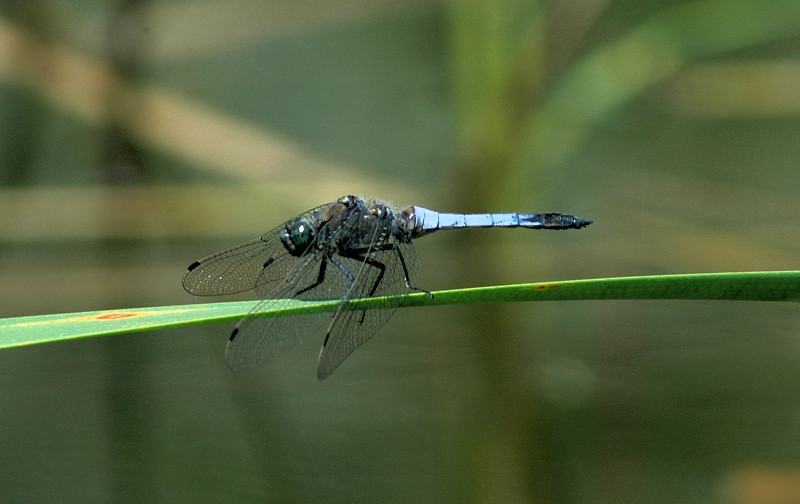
[293,255,329,297]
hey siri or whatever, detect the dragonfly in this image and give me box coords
[182,195,592,379]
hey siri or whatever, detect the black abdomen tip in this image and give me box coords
[573,217,592,228]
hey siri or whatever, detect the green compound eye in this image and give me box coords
[279,217,316,256]
[291,221,311,244]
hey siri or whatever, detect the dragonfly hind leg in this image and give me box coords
[342,243,432,298]
[380,242,432,298]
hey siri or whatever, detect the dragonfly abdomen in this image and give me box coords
[401,206,592,237]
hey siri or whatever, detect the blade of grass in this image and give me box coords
[1,271,798,350]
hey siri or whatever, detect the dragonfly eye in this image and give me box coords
[280,217,316,255]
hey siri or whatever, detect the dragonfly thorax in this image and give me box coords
[336,199,400,251]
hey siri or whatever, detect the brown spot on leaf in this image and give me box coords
[95,313,137,320]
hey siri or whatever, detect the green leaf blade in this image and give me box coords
[2,271,798,350]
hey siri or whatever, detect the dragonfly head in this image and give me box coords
[280,216,317,256]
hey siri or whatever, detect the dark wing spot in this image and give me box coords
[229,327,239,342]
[263,257,274,269]
[187,261,201,271]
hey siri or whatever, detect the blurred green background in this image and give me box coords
[2,0,800,502]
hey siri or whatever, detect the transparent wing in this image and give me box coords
[224,250,339,372]
[224,203,369,372]
[182,235,284,296]
[316,232,422,380]
[181,203,330,296]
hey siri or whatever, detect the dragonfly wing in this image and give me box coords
[226,222,360,372]
[182,234,284,296]
[225,298,331,372]
[316,236,421,380]
[182,202,332,297]
[224,247,339,371]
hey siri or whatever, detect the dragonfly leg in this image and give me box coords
[328,254,357,283]
[379,243,431,297]
[344,244,432,298]
[336,246,388,301]
[359,255,387,297]
[393,246,432,297]
[334,250,389,325]
[327,254,367,324]
[293,255,329,297]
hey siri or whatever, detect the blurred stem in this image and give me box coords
[448,0,545,204]
[446,1,554,502]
